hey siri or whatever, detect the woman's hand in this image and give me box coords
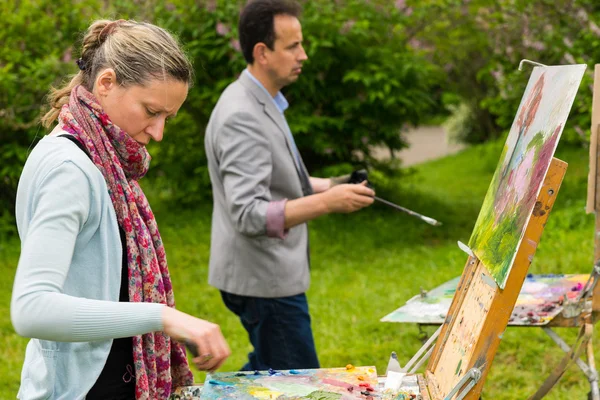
[162,307,231,372]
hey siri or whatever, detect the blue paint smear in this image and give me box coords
[208,379,232,386]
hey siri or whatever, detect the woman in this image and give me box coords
[11,19,230,400]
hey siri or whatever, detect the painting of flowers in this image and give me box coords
[469,65,586,289]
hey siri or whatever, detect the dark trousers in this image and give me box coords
[221,291,320,371]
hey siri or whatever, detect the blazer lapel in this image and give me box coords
[239,73,313,195]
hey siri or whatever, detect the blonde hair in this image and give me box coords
[41,19,193,128]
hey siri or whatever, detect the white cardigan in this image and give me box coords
[11,130,165,399]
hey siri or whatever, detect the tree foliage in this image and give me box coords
[0,0,441,224]
[407,0,600,144]
[4,0,598,234]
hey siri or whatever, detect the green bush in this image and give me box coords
[0,0,442,222]
[150,0,443,205]
[408,0,599,144]
[0,0,101,237]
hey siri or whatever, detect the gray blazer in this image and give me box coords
[205,72,313,298]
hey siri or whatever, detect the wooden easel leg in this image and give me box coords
[528,324,593,400]
[587,330,600,400]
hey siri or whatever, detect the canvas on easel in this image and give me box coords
[422,157,567,400]
[390,64,584,400]
[527,64,600,400]
[382,64,600,400]
[469,65,586,289]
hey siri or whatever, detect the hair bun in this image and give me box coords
[99,19,127,43]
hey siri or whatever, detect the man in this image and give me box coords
[204,0,374,371]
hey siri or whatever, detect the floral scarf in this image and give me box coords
[58,85,193,399]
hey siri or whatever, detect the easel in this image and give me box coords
[528,64,600,400]
[395,158,567,399]
[380,62,595,399]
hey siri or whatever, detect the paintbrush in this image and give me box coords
[348,170,442,226]
[372,196,442,226]
[185,340,199,357]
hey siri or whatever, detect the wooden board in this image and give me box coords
[586,65,600,213]
[425,158,567,400]
[593,124,600,316]
[584,63,600,317]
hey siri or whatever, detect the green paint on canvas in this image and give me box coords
[468,65,586,288]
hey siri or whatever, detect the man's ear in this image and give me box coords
[253,43,269,66]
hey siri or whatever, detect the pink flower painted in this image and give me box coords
[511,148,535,203]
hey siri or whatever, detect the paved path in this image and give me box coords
[371,126,466,166]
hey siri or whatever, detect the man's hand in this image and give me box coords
[321,181,375,213]
[330,169,370,188]
[329,173,352,187]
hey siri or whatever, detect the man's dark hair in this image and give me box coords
[239,0,302,64]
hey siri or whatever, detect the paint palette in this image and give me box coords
[170,367,421,400]
[381,274,588,326]
[508,274,587,325]
[200,366,389,399]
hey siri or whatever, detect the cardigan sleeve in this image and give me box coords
[11,160,165,342]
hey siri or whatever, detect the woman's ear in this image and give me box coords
[94,68,118,97]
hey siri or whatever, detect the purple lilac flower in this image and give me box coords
[394,0,406,9]
[216,22,230,36]
[230,39,241,52]
[62,46,72,63]
[340,19,355,34]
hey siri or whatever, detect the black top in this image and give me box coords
[60,135,136,399]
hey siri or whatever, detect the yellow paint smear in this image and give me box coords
[248,386,284,399]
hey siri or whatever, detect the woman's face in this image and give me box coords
[93,69,188,146]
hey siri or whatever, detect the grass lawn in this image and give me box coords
[1,139,598,399]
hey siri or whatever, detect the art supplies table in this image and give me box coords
[381,274,589,327]
[382,272,598,400]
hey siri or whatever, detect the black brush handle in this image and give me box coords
[185,340,199,357]
[348,169,371,187]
